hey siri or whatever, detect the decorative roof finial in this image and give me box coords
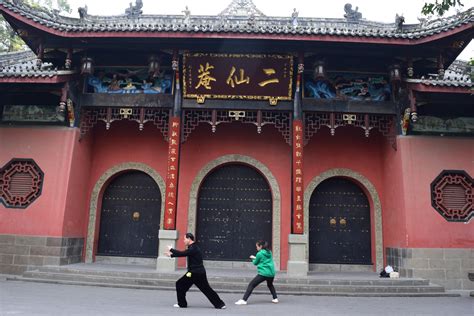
[248,13,256,26]
[219,0,265,17]
[291,8,299,28]
[395,14,405,32]
[78,5,88,20]
[125,0,143,17]
[344,3,362,22]
[182,6,191,24]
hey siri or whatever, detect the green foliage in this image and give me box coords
[0,17,25,52]
[24,0,71,13]
[421,0,464,16]
[0,0,70,52]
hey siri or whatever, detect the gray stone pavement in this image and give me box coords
[0,276,473,316]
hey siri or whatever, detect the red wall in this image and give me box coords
[62,132,92,236]
[381,136,408,248]
[177,122,292,269]
[304,126,386,267]
[0,126,90,237]
[87,121,169,185]
[382,136,474,248]
[4,121,471,265]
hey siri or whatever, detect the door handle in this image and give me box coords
[339,217,347,227]
[132,211,140,221]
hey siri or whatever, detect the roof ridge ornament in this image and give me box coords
[78,5,88,20]
[125,0,143,17]
[219,0,265,17]
[344,3,362,22]
[395,14,405,32]
[291,8,299,28]
[182,5,191,25]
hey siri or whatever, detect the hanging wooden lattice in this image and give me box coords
[182,109,292,144]
[79,107,170,141]
[303,112,397,149]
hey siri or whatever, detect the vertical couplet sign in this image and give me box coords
[163,117,181,230]
[292,119,304,234]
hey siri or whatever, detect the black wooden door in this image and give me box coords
[97,171,161,257]
[309,177,371,264]
[196,164,272,261]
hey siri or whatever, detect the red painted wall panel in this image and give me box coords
[0,127,81,236]
[381,137,408,248]
[385,136,473,248]
[62,132,92,237]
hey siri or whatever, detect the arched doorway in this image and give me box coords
[309,177,371,265]
[97,171,161,258]
[196,164,272,261]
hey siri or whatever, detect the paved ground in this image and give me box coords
[0,277,473,316]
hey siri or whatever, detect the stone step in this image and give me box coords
[30,266,430,286]
[7,276,458,297]
[11,270,448,296]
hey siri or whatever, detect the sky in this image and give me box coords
[64,0,473,60]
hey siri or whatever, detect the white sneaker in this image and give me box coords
[235,299,248,305]
[173,304,181,308]
[272,298,279,303]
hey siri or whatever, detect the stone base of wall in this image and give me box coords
[386,247,473,290]
[0,235,84,275]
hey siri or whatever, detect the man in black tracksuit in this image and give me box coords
[165,232,226,309]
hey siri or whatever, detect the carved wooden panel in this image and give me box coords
[0,159,44,209]
[431,170,473,222]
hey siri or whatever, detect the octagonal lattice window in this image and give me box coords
[431,170,473,222]
[0,159,44,209]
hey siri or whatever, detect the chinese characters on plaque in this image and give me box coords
[163,117,180,230]
[292,120,304,234]
[183,53,293,105]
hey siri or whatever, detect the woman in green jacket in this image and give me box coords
[235,240,278,305]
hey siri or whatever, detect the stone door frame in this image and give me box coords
[187,154,281,269]
[85,162,166,263]
[304,168,384,272]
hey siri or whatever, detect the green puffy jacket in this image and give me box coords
[252,249,275,277]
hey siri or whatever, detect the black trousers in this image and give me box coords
[243,274,278,301]
[175,272,225,308]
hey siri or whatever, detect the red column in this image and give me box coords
[163,117,181,230]
[292,119,304,234]
[292,56,304,235]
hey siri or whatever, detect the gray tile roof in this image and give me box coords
[0,0,472,40]
[405,60,472,88]
[0,50,75,78]
[0,49,36,67]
